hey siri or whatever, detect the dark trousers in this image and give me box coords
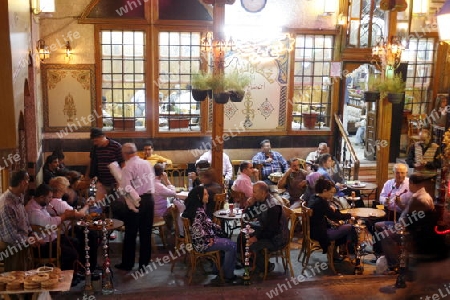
[121,193,154,269]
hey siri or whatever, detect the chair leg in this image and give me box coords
[158,226,167,249]
[301,245,312,274]
[263,249,269,280]
[327,244,337,274]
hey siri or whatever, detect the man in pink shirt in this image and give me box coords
[231,161,257,198]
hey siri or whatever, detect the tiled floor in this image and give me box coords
[52,228,450,300]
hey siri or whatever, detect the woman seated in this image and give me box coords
[63,171,86,209]
[182,186,237,284]
[307,178,354,258]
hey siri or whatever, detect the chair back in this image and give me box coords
[213,193,226,212]
[165,163,188,189]
[283,205,298,243]
[230,190,246,207]
[181,217,193,246]
[231,160,244,180]
[31,224,61,268]
[301,201,313,244]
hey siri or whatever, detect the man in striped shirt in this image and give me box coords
[86,128,124,203]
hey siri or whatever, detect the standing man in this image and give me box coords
[86,128,123,203]
[406,129,441,171]
[0,170,35,271]
[115,143,155,272]
[252,139,288,183]
[277,158,308,209]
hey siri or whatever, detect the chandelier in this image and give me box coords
[372,36,403,71]
[201,32,235,53]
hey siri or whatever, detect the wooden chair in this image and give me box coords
[231,159,244,180]
[181,217,223,284]
[152,217,167,253]
[31,224,62,268]
[212,193,226,225]
[168,204,187,272]
[261,206,297,280]
[165,163,188,189]
[407,114,427,147]
[298,201,336,274]
[230,189,247,208]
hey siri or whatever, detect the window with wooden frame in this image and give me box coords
[291,34,334,130]
[100,30,146,132]
[347,0,386,48]
[404,37,436,115]
[157,31,203,133]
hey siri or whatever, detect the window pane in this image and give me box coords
[158,31,202,133]
[101,30,146,131]
[292,34,334,130]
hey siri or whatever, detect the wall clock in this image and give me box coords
[241,0,267,13]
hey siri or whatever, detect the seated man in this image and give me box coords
[277,158,308,209]
[405,129,441,171]
[25,184,78,272]
[153,163,177,226]
[196,149,233,181]
[252,139,288,184]
[380,174,441,274]
[240,181,289,276]
[231,160,256,199]
[317,154,363,208]
[140,141,172,166]
[305,142,328,165]
[370,163,412,257]
[43,155,59,184]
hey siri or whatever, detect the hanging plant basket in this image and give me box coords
[191,89,208,102]
[213,92,230,104]
[229,90,245,102]
[387,93,405,104]
[363,91,380,103]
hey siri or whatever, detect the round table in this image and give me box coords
[213,209,243,238]
[341,207,386,219]
[347,182,378,207]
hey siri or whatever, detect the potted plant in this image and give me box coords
[302,109,318,129]
[191,72,211,101]
[208,74,230,104]
[378,73,406,104]
[364,75,382,102]
[225,71,251,102]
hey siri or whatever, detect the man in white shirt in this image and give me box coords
[305,142,328,164]
[231,161,256,198]
[196,149,233,181]
[115,143,155,272]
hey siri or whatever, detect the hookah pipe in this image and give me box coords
[393,189,408,223]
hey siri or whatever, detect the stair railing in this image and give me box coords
[334,113,360,180]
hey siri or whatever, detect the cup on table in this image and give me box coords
[228,203,235,216]
[354,180,361,186]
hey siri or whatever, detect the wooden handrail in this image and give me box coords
[334,113,360,180]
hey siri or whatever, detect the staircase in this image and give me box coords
[357,162,396,206]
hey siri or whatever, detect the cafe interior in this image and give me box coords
[1,0,450,298]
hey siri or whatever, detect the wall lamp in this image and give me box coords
[65,41,72,59]
[413,0,429,15]
[437,0,450,44]
[323,0,337,16]
[36,39,50,61]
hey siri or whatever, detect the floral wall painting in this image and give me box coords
[42,64,95,132]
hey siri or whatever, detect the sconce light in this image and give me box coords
[413,0,429,15]
[437,0,450,44]
[36,39,50,61]
[65,41,72,59]
[31,0,55,15]
[323,0,337,16]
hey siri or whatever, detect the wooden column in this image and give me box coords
[375,10,397,197]
[203,0,235,183]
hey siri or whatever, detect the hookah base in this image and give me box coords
[395,273,407,288]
